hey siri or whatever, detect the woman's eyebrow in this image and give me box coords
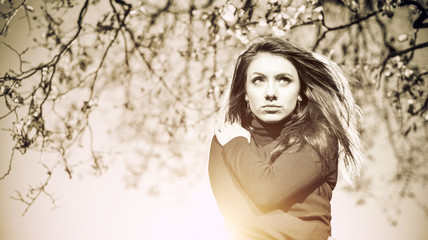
[275,73,294,79]
[249,72,295,79]
[249,72,266,77]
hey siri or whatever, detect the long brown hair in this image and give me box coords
[225,37,363,184]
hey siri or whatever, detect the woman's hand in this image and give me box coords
[215,122,251,146]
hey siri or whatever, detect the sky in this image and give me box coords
[1,1,428,239]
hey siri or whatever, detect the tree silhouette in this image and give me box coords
[1,0,427,219]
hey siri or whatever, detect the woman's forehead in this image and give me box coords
[247,52,298,78]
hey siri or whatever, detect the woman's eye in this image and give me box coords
[252,77,264,84]
[278,77,291,84]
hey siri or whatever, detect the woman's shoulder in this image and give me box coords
[209,135,221,151]
[289,132,338,168]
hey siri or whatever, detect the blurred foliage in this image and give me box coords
[0,0,427,219]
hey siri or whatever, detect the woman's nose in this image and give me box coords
[265,82,277,101]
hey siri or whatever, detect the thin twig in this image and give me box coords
[378,41,428,88]
[0,0,29,35]
[10,166,56,216]
[313,10,381,50]
[0,144,17,180]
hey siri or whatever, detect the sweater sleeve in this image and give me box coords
[222,136,325,211]
[209,135,263,218]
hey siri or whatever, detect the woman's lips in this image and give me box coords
[262,105,281,112]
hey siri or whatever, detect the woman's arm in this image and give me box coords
[209,136,330,240]
[221,136,325,211]
[209,136,262,218]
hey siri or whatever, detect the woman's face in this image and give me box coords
[245,52,301,123]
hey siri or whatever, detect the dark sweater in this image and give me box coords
[209,117,338,240]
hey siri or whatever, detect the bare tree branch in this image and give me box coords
[378,41,428,87]
[314,10,381,49]
[10,163,58,216]
[0,0,29,35]
[0,144,17,180]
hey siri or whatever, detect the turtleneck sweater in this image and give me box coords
[248,114,286,147]
[209,117,338,240]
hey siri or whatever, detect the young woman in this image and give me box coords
[208,37,364,240]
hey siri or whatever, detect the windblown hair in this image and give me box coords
[224,37,364,184]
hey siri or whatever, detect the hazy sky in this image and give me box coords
[1,1,428,239]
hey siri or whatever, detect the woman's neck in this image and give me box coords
[249,114,290,147]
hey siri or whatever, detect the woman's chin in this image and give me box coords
[257,114,288,124]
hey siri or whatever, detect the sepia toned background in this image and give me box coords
[1,0,427,239]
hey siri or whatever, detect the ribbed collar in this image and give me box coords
[249,114,290,147]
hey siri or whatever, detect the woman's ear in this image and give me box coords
[245,94,249,101]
